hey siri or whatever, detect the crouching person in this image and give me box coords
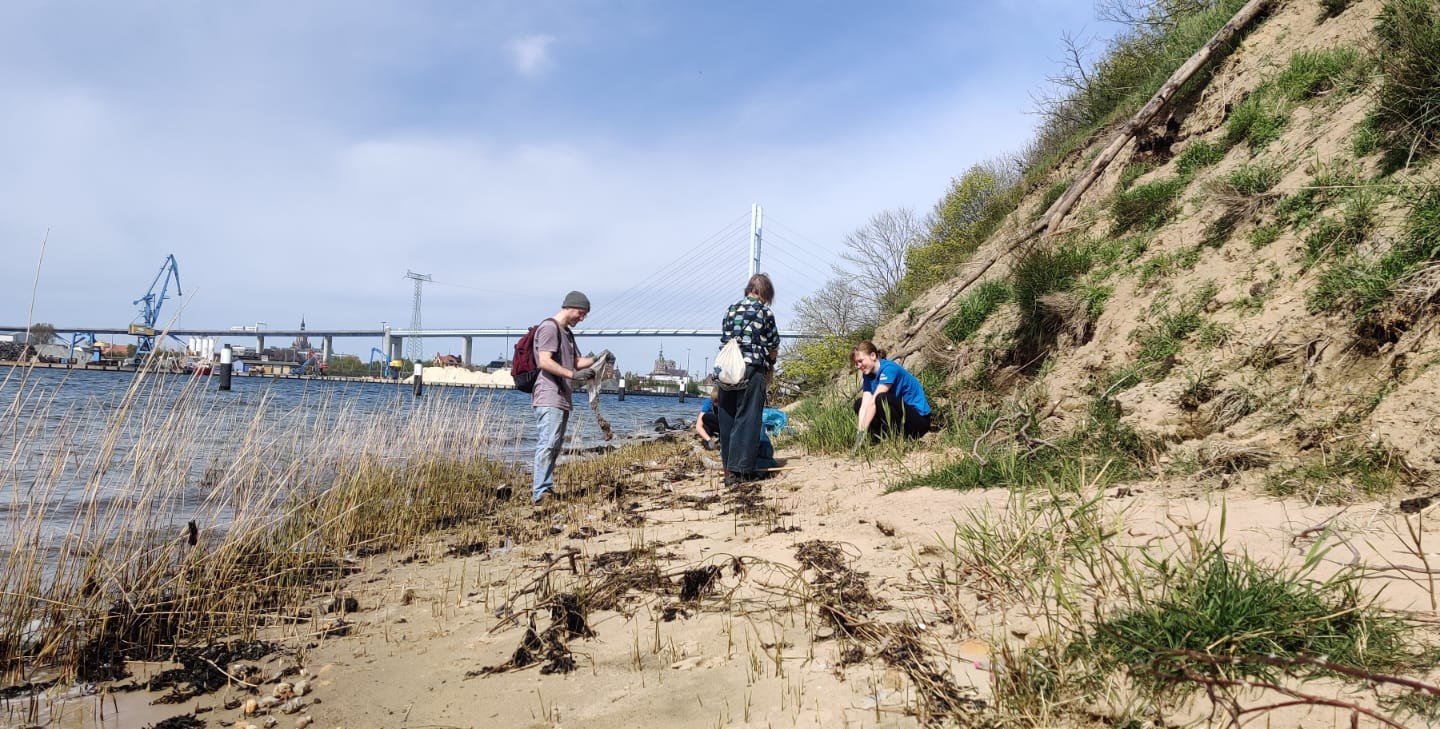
[851,341,931,452]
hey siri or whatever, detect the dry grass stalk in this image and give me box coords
[1037,291,1091,347]
[1389,261,1440,318]
[1196,440,1275,474]
[1204,387,1258,431]
[0,362,537,685]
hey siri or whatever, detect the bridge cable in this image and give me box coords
[587,214,749,328]
[589,219,750,329]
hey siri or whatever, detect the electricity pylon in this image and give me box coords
[405,270,431,362]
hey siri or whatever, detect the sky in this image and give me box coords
[0,1,1108,376]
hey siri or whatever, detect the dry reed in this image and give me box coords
[1,360,526,686]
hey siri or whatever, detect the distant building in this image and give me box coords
[646,347,688,391]
[432,353,462,366]
[648,347,686,379]
[292,317,311,351]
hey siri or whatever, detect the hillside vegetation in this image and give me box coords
[796,0,1440,497]
[786,0,1440,724]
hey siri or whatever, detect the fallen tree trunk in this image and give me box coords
[897,0,1274,351]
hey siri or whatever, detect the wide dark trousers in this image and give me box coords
[718,367,767,476]
[854,390,931,441]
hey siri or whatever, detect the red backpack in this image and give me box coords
[510,319,561,393]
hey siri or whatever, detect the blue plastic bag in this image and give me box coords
[761,408,789,438]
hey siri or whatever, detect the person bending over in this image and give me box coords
[695,388,721,446]
[696,386,776,470]
[851,340,931,452]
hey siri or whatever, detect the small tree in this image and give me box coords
[27,323,57,345]
[793,278,875,338]
[838,208,924,314]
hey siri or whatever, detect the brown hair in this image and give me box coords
[852,340,887,359]
[745,273,775,305]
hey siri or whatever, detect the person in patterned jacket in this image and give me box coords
[716,273,780,486]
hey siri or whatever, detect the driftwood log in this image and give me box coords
[896,0,1275,355]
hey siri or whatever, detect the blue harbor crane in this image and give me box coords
[129,254,182,364]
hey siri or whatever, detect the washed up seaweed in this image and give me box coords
[145,640,278,702]
[679,566,723,602]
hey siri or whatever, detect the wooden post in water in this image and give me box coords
[617,378,625,401]
[413,363,424,397]
[218,345,233,391]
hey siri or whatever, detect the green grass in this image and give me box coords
[1265,445,1412,503]
[1034,178,1071,220]
[1302,196,1377,264]
[1308,186,1440,317]
[942,279,1011,342]
[1226,91,1290,148]
[1228,294,1266,316]
[1088,234,1150,279]
[1225,160,1284,195]
[1136,246,1201,286]
[1132,283,1218,377]
[1111,176,1187,234]
[1352,115,1384,158]
[1273,47,1370,102]
[942,487,1115,604]
[896,376,1150,492]
[1119,161,1155,191]
[790,395,862,453]
[1010,241,1097,354]
[1084,542,1420,698]
[1225,48,1370,151]
[1373,0,1440,163]
[1175,139,1226,177]
[1248,222,1281,248]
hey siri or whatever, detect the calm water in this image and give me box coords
[0,366,702,537]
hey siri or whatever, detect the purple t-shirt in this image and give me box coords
[531,318,577,410]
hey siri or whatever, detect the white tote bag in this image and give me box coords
[715,338,747,386]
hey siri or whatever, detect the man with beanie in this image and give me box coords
[531,291,598,505]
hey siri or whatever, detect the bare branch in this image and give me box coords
[837,207,923,313]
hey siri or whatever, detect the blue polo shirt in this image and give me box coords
[862,359,931,416]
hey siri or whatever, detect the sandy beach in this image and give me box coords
[53,434,1436,729]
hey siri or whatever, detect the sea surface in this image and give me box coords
[0,366,702,539]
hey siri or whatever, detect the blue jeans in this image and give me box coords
[532,406,570,502]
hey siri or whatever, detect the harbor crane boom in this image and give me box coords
[130,254,182,363]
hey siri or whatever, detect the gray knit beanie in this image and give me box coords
[561,291,591,312]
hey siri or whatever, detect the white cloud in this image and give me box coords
[507,34,556,77]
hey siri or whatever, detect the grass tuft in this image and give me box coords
[1273,47,1370,102]
[1175,139,1226,177]
[1224,160,1284,195]
[942,279,1011,343]
[790,394,862,454]
[1373,0,1440,164]
[1132,283,1218,377]
[1084,542,1420,698]
[1265,444,1412,503]
[1226,92,1290,148]
[1309,185,1440,318]
[1111,177,1187,234]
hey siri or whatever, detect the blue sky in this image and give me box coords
[0,1,1105,373]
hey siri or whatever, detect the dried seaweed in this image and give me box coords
[679,566,722,602]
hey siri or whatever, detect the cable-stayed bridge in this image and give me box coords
[4,205,837,367]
